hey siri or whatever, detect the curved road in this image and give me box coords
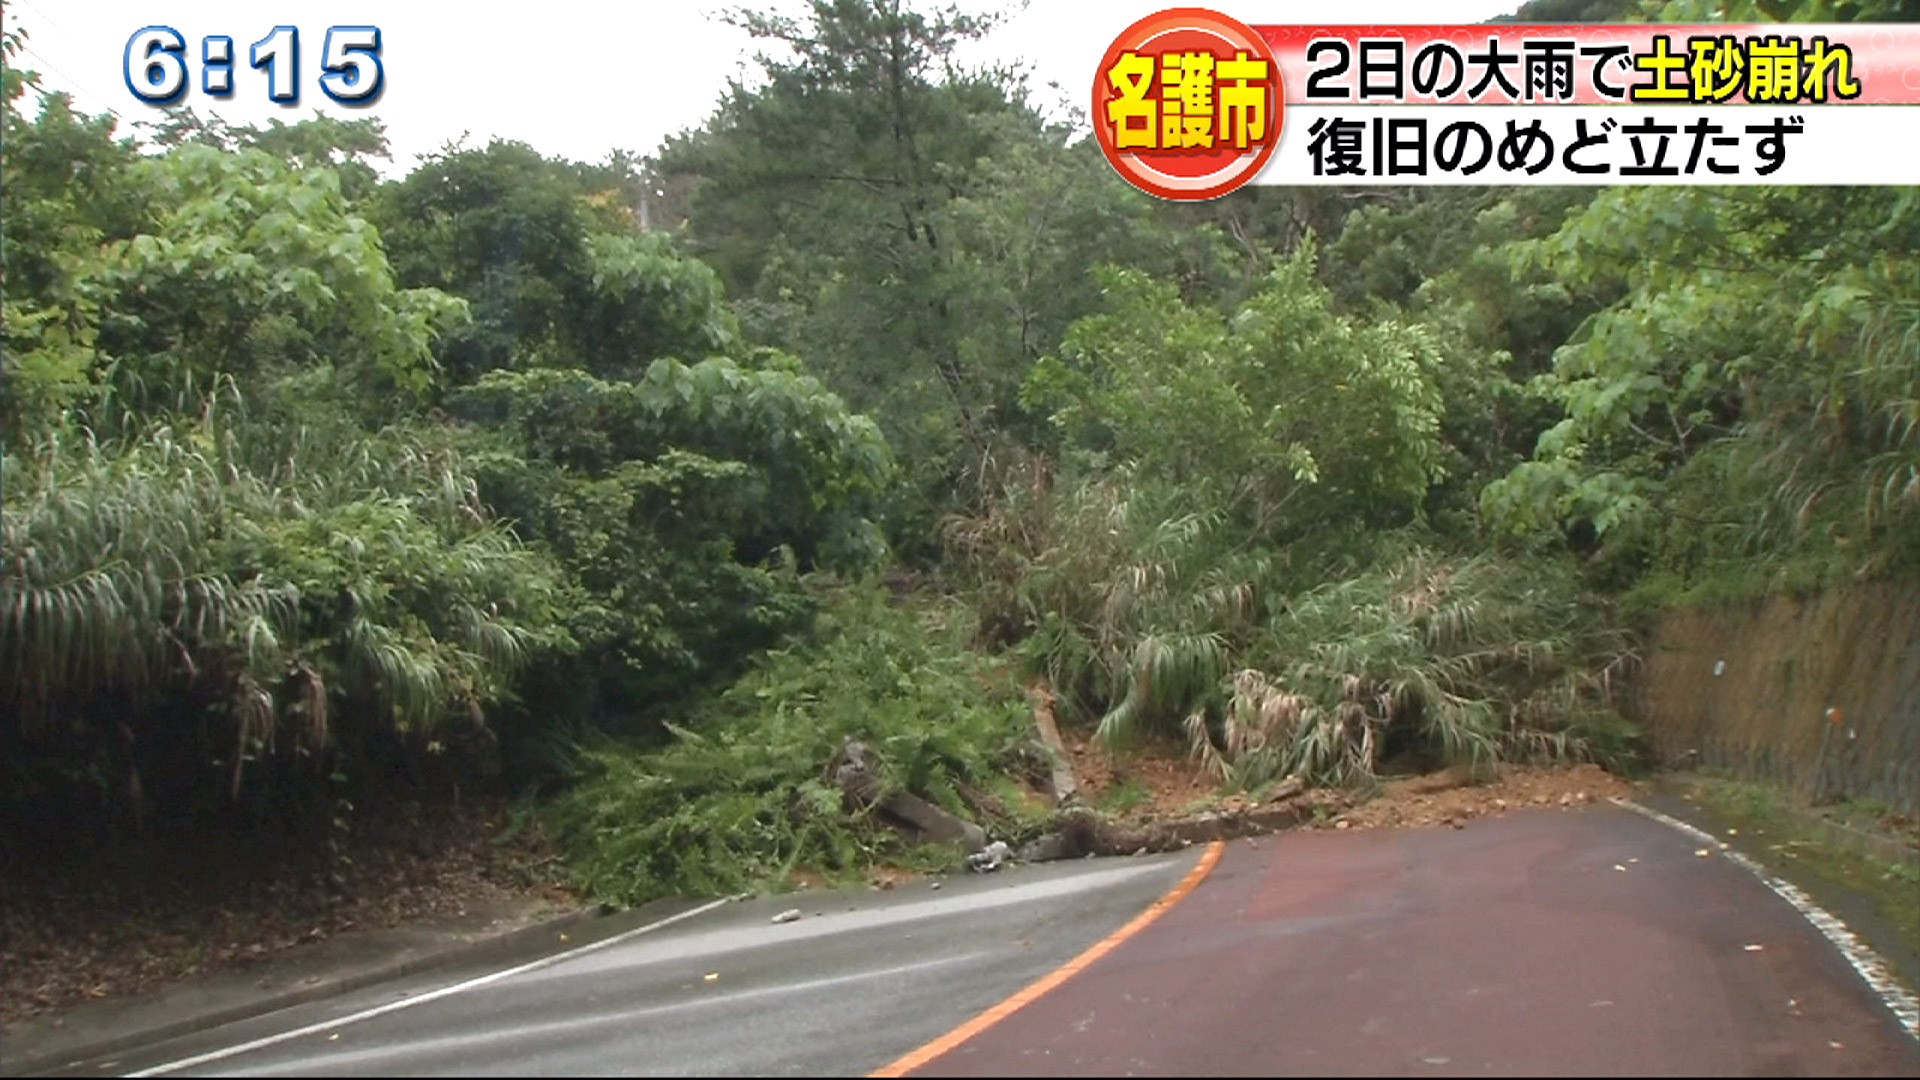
[907,805,1918,1078]
[73,805,1919,1077]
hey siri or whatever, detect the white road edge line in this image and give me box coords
[240,952,992,1077]
[1611,796,1919,1042]
[128,896,736,1077]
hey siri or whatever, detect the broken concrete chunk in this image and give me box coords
[967,840,1011,872]
[826,736,989,853]
[1028,681,1080,806]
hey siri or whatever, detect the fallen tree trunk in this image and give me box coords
[822,735,1309,866]
[1017,802,1317,862]
[876,789,988,852]
[1027,680,1079,806]
[826,736,988,853]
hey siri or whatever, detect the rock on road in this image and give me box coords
[71,804,1920,1078]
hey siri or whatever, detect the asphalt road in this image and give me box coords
[64,805,1920,1078]
[912,806,1920,1078]
[73,851,1201,1078]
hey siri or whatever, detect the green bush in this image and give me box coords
[1,414,573,827]
[539,587,1040,907]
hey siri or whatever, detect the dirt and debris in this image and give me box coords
[1054,720,1637,835]
[860,866,925,891]
[1058,724,1220,819]
[967,841,1012,872]
[1299,763,1639,831]
[4,728,1639,1030]
[1005,745,1643,865]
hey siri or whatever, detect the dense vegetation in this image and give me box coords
[3,0,1915,905]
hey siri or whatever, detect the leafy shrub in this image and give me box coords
[1021,246,1450,536]
[452,359,895,713]
[539,587,1038,906]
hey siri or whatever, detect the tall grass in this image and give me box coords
[2,414,568,811]
[946,462,1638,790]
[1225,551,1638,789]
[3,427,298,732]
[943,457,1270,729]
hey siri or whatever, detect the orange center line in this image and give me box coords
[868,840,1228,1078]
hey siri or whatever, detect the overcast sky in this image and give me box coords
[6,1,1520,173]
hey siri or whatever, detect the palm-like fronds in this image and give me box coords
[944,450,1634,791]
[1237,549,1627,785]
[3,415,567,801]
[2,429,296,724]
[1095,631,1226,746]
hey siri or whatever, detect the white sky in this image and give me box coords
[5,1,1520,174]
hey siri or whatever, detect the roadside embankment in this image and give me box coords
[1631,581,1920,817]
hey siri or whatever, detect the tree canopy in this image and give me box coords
[2,0,1912,906]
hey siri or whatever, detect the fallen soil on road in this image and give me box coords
[1305,762,1641,830]
[1053,718,1639,831]
[1057,724,1219,818]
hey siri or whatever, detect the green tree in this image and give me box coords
[1640,0,1920,19]
[140,109,392,204]
[0,35,141,444]
[372,140,737,383]
[1483,184,1920,587]
[82,144,464,416]
[1026,246,1450,536]
[658,1,1262,558]
[660,1,1023,444]
[1319,187,1613,528]
[452,356,894,713]
[1494,0,1639,21]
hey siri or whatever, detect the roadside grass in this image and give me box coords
[1096,778,1154,816]
[1669,774,1920,988]
[1690,768,1920,854]
[1814,795,1920,849]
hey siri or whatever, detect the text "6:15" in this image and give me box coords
[124,26,384,106]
